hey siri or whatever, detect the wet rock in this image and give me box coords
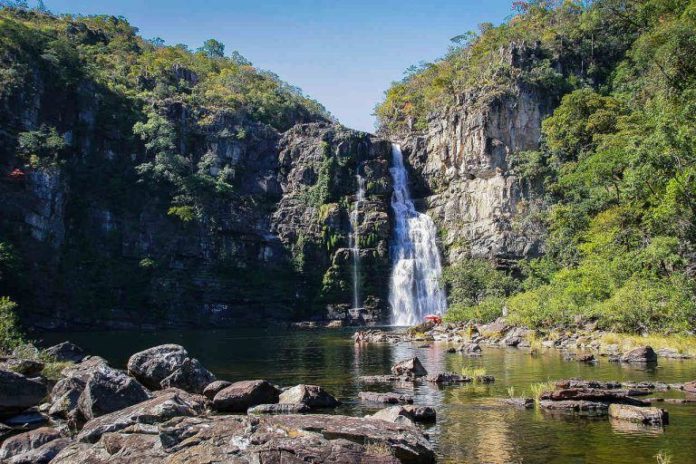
[1,359,45,377]
[370,405,436,424]
[664,398,696,404]
[43,342,85,363]
[325,320,344,329]
[656,348,691,359]
[54,413,436,464]
[620,346,657,364]
[126,344,189,390]
[504,397,535,409]
[358,391,414,404]
[278,384,340,409]
[556,379,622,389]
[77,367,151,420]
[77,388,207,443]
[159,357,216,394]
[359,375,405,384]
[391,357,428,378]
[576,353,596,364]
[426,372,471,384]
[683,380,696,394]
[0,369,47,419]
[608,404,668,425]
[539,400,609,413]
[202,380,231,400]
[247,403,310,414]
[541,388,649,406]
[0,427,62,461]
[446,347,457,353]
[212,380,280,412]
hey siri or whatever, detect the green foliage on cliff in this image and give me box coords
[410,0,696,334]
[376,0,638,132]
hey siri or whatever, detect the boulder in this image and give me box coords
[212,380,280,412]
[77,388,207,444]
[359,375,404,384]
[43,342,85,363]
[576,353,596,363]
[370,407,415,426]
[126,344,189,389]
[47,377,84,419]
[54,414,435,464]
[556,379,622,390]
[457,342,482,355]
[3,409,47,427]
[0,427,62,461]
[278,384,340,409]
[371,405,436,424]
[6,438,71,464]
[541,388,649,406]
[0,369,47,419]
[77,367,151,420]
[608,404,668,425]
[358,391,414,404]
[159,358,216,394]
[202,380,231,400]
[504,397,535,409]
[683,380,696,394]
[247,403,310,414]
[620,346,657,363]
[391,357,428,378]
[540,400,609,413]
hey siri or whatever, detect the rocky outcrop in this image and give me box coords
[53,414,435,464]
[359,392,414,405]
[391,357,428,378]
[126,344,214,393]
[43,341,85,363]
[608,404,668,426]
[0,427,69,464]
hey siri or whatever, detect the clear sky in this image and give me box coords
[43,0,515,132]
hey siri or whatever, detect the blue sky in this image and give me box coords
[44,0,515,132]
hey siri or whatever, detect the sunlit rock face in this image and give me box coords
[389,84,554,266]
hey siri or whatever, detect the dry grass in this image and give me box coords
[600,333,696,357]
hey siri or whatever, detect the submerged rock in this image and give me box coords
[371,405,436,424]
[0,369,47,419]
[391,357,428,378]
[540,400,609,414]
[457,342,482,355]
[426,372,471,384]
[278,384,340,409]
[359,374,405,384]
[358,391,414,404]
[541,388,649,406]
[504,397,535,409]
[212,380,280,412]
[608,404,668,425]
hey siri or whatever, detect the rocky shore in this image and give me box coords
[0,343,436,464]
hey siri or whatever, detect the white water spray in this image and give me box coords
[349,174,366,309]
[389,144,447,325]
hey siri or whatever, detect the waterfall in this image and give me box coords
[389,144,447,326]
[349,174,366,309]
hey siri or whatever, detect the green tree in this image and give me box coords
[198,38,224,58]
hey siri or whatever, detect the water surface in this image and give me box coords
[39,328,696,464]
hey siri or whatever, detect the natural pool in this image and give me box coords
[39,328,696,464]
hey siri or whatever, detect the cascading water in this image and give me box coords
[349,174,366,309]
[389,144,447,326]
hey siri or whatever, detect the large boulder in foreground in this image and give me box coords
[0,427,69,463]
[608,404,668,425]
[212,380,280,412]
[126,344,215,393]
[77,388,207,443]
[391,357,428,378]
[53,414,435,464]
[47,357,109,420]
[0,369,47,418]
[279,384,340,409]
[77,367,151,420]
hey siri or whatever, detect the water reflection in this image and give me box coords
[38,328,696,464]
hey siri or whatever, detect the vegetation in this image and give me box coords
[384,0,696,335]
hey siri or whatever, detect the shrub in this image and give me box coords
[0,297,24,351]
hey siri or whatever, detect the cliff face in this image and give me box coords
[394,84,552,266]
[0,76,392,328]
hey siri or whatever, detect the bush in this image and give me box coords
[0,297,24,351]
[445,296,506,324]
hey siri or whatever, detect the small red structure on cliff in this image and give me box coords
[7,168,26,182]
